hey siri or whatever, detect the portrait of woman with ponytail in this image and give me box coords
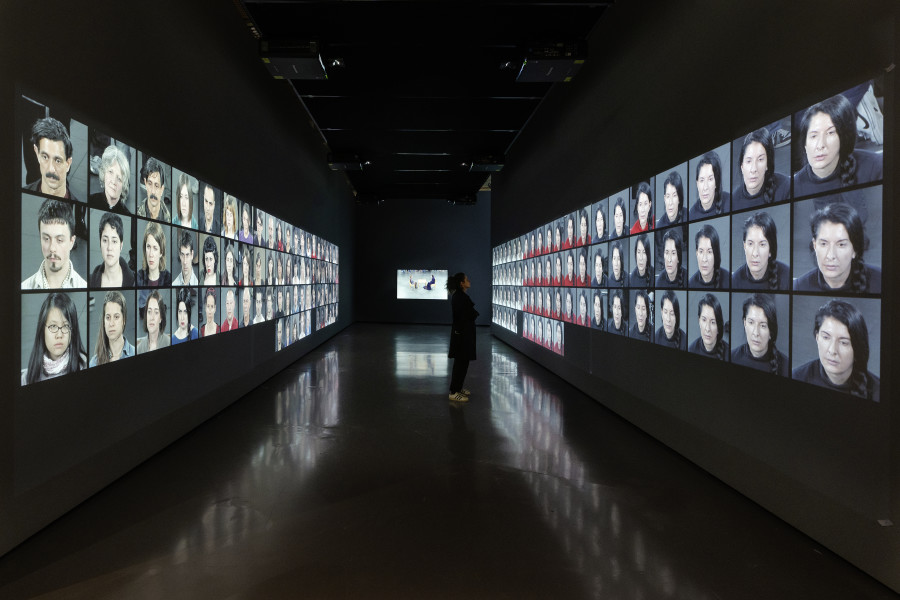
[447,272,478,403]
[731,293,789,376]
[733,126,790,209]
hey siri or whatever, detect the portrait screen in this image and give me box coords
[397,269,448,300]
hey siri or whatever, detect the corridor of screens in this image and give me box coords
[493,78,884,402]
[19,93,340,386]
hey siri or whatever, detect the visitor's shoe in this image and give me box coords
[449,392,469,402]
[459,388,471,396]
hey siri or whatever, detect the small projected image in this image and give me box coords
[397,269,448,300]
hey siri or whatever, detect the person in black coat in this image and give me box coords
[448,272,478,402]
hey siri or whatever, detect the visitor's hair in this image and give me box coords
[31,117,73,159]
[446,272,467,293]
[696,151,725,214]
[25,293,85,383]
[94,290,127,367]
[809,202,870,292]
[695,224,722,288]
[740,127,777,203]
[698,293,726,360]
[743,293,781,375]
[814,299,871,399]
[742,211,780,289]
[799,94,859,186]
[662,227,685,287]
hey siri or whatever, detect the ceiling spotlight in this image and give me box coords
[331,58,344,68]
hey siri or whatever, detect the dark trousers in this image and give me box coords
[450,358,469,393]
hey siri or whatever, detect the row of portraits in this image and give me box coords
[20,98,338,263]
[505,289,880,402]
[493,306,565,357]
[21,193,339,292]
[494,78,883,268]
[20,288,340,385]
[492,189,881,295]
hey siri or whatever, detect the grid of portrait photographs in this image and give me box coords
[19,93,340,386]
[492,78,885,402]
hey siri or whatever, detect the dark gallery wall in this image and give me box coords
[0,1,355,555]
[353,192,491,325]
[491,0,899,592]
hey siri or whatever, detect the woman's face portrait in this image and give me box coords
[635,295,647,331]
[242,207,250,233]
[595,210,604,237]
[545,228,552,250]
[741,141,768,196]
[565,293,573,315]
[254,256,262,281]
[594,254,603,280]
[816,316,854,384]
[145,234,161,275]
[579,295,587,320]
[255,291,263,317]
[177,301,188,330]
[178,184,191,220]
[146,297,161,336]
[44,306,71,361]
[743,225,770,280]
[663,238,679,279]
[696,163,717,210]
[204,251,215,278]
[537,321,543,343]
[696,236,714,281]
[256,213,264,237]
[226,251,235,277]
[664,183,680,221]
[104,301,124,344]
[566,255,574,277]
[266,294,274,319]
[556,323,562,344]
[612,247,622,278]
[555,227,561,248]
[699,304,719,352]
[537,231,543,250]
[661,298,676,339]
[579,215,588,240]
[637,193,651,226]
[205,294,216,323]
[614,205,625,235]
[593,294,602,322]
[743,304,771,358]
[555,291,561,311]
[814,221,856,288]
[267,257,274,279]
[805,111,841,179]
[224,208,234,232]
[566,217,574,242]
[104,161,124,203]
[555,256,562,278]
[242,254,251,282]
[635,241,647,275]
[612,296,622,328]
[100,224,122,269]
[578,254,587,279]
[226,291,235,320]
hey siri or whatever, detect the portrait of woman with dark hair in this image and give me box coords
[628,234,653,288]
[576,249,590,287]
[655,290,687,350]
[591,291,605,330]
[536,229,544,257]
[794,92,883,197]
[222,242,237,287]
[792,299,879,401]
[553,321,563,354]
[593,200,607,243]
[689,223,730,289]
[90,211,135,288]
[90,290,133,366]
[612,196,627,238]
[563,251,575,287]
[543,256,552,285]
[552,288,562,319]
[656,228,686,288]
[631,182,654,234]
[609,240,627,287]
[730,293,789,376]
[172,287,198,344]
[173,173,197,229]
[201,235,218,286]
[657,171,685,227]
[563,290,574,323]
[136,289,169,354]
[137,221,171,287]
[592,247,607,287]
[239,245,252,287]
[576,290,589,326]
[22,293,87,384]
[793,203,881,293]
[733,127,790,209]
[689,293,729,360]
[629,289,652,341]
[201,287,219,337]
[266,253,275,286]
[239,202,254,245]
[689,150,731,220]
[577,208,590,246]
[543,289,552,317]
[552,223,562,253]
[561,213,575,250]
[607,288,627,335]
[732,211,790,289]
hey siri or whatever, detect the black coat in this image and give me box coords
[448,290,478,360]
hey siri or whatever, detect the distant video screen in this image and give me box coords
[493,77,885,402]
[18,91,340,385]
[397,269,448,300]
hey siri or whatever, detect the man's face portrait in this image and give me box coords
[203,187,215,227]
[144,171,164,214]
[40,220,75,273]
[33,138,71,197]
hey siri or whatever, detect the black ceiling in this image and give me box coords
[238,0,610,202]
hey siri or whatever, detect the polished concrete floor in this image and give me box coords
[0,323,897,599]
